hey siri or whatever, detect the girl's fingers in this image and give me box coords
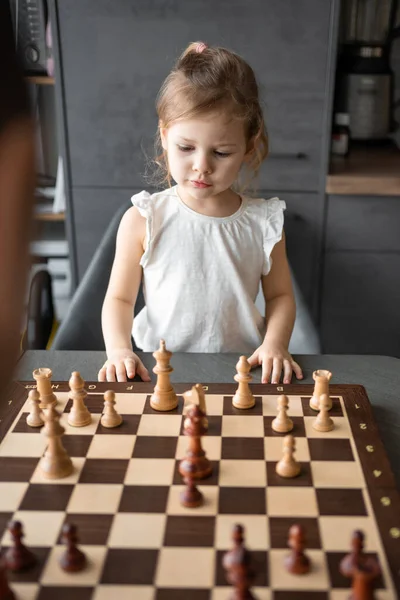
[292,360,304,380]
[125,358,137,379]
[98,366,107,382]
[106,363,117,382]
[271,358,283,384]
[283,359,292,384]
[262,357,273,383]
[136,360,151,382]
[116,362,127,382]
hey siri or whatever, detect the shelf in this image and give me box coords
[34,212,65,222]
[326,145,400,196]
[25,76,55,85]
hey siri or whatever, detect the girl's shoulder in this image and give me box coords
[244,195,286,220]
[131,187,177,217]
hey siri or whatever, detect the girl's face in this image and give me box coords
[160,111,251,200]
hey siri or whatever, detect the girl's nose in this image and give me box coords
[192,153,211,174]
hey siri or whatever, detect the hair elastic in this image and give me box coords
[195,42,208,53]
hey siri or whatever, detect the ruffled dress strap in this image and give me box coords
[262,197,286,275]
[131,190,153,267]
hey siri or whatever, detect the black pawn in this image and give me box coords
[4,521,36,572]
[223,524,255,600]
[59,524,86,572]
[340,530,365,577]
[350,558,381,600]
[284,524,311,575]
[0,559,15,600]
[180,472,204,508]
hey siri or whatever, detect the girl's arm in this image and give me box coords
[248,231,303,384]
[99,206,151,382]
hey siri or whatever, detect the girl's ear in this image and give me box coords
[159,122,168,150]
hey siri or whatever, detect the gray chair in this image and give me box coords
[52,203,321,353]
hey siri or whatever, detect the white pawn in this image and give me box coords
[312,393,334,432]
[276,434,301,478]
[271,395,293,433]
[68,371,91,427]
[26,389,44,427]
[101,390,122,428]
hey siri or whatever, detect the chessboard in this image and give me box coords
[0,376,399,599]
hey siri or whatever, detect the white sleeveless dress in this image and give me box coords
[131,186,285,353]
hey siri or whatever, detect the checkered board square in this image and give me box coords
[0,380,399,599]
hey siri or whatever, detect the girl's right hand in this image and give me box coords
[98,348,152,382]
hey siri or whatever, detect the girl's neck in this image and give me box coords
[176,186,242,218]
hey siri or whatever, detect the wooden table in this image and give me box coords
[15,350,400,488]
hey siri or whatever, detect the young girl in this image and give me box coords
[99,41,303,385]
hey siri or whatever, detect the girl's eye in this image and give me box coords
[177,145,193,152]
[214,151,231,157]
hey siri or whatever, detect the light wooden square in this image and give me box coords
[93,587,154,600]
[264,436,310,461]
[8,583,39,600]
[304,416,351,439]
[222,416,264,437]
[21,390,70,413]
[330,592,392,600]
[30,457,85,484]
[167,485,219,516]
[219,460,266,487]
[176,435,221,460]
[125,458,175,485]
[41,545,107,586]
[67,484,123,514]
[262,395,304,416]
[60,413,101,435]
[311,461,364,488]
[111,393,147,414]
[215,515,269,549]
[0,433,47,457]
[87,434,136,459]
[108,513,166,548]
[2,511,65,546]
[0,482,28,511]
[156,547,215,587]
[269,549,329,590]
[204,394,224,415]
[212,589,271,600]
[267,487,319,517]
[319,516,380,551]
[137,415,182,437]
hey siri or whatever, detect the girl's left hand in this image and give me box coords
[247,342,303,384]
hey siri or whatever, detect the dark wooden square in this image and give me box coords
[13,413,42,433]
[119,485,169,513]
[65,394,104,414]
[173,460,219,485]
[269,517,321,548]
[132,436,177,458]
[221,437,264,460]
[180,415,222,436]
[78,459,129,484]
[0,457,38,481]
[308,438,354,461]
[96,414,140,435]
[215,549,268,586]
[143,395,184,414]
[163,516,215,547]
[301,396,343,417]
[218,487,266,514]
[58,514,114,545]
[19,484,74,511]
[264,416,306,437]
[266,462,313,487]
[156,591,210,600]
[316,489,367,516]
[4,547,50,583]
[326,552,385,589]
[62,435,93,457]
[223,396,263,415]
[37,588,94,600]
[101,548,158,584]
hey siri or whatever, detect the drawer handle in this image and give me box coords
[268,152,308,160]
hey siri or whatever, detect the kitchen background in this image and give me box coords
[9,0,400,357]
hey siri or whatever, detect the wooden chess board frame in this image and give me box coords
[0,380,399,597]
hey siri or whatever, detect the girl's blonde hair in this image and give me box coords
[152,42,269,192]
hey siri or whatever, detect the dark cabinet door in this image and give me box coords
[57,0,333,190]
